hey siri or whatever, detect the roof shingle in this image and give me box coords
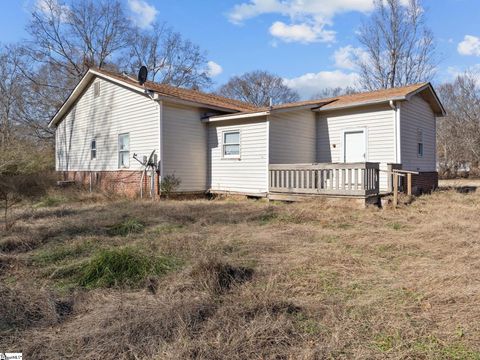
[94,68,257,112]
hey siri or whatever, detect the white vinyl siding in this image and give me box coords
[400,95,436,172]
[162,102,208,192]
[55,77,159,172]
[268,109,316,164]
[317,105,396,191]
[208,117,268,194]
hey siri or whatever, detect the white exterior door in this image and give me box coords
[344,130,366,163]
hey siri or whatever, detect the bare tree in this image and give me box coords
[311,86,358,100]
[218,71,299,107]
[437,71,480,177]
[26,0,129,79]
[122,23,211,89]
[357,0,436,90]
[0,45,28,148]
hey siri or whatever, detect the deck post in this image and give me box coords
[393,172,398,208]
[407,173,412,196]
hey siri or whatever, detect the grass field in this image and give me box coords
[1,188,480,359]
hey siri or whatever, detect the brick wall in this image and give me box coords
[410,171,438,194]
[62,171,159,197]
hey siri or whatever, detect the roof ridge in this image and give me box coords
[92,67,258,111]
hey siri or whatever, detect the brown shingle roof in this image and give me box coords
[258,82,429,112]
[318,83,430,110]
[94,68,257,112]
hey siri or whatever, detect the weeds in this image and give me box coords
[107,218,144,236]
[3,188,480,359]
[79,247,180,288]
[34,195,67,208]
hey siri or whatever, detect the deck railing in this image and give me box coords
[269,162,380,196]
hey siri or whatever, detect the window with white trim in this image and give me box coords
[223,131,240,158]
[417,129,424,158]
[118,133,130,168]
[90,138,96,160]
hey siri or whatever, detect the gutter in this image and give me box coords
[204,111,270,123]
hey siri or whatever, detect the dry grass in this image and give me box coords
[1,188,480,359]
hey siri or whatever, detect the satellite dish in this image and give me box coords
[138,66,148,85]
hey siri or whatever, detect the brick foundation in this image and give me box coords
[410,171,438,194]
[61,171,159,198]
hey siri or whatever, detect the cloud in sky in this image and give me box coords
[228,0,375,43]
[333,45,369,71]
[458,35,480,57]
[207,61,223,77]
[127,0,158,29]
[269,21,335,43]
[284,70,359,99]
[35,0,69,20]
[228,0,412,44]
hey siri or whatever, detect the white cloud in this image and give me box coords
[207,61,223,77]
[284,70,359,99]
[35,0,69,20]
[228,0,376,43]
[228,0,375,24]
[269,21,335,43]
[458,35,480,57]
[127,0,158,29]
[333,45,369,70]
[445,65,480,85]
[229,0,413,44]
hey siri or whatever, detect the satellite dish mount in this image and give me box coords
[138,66,148,85]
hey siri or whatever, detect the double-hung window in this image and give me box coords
[417,129,424,158]
[90,139,96,160]
[223,131,240,159]
[118,133,130,168]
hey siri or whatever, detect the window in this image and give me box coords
[94,82,101,97]
[90,139,96,160]
[418,143,424,157]
[223,131,240,158]
[118,133,130,168]
[417,129,424,158]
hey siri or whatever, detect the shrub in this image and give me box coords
[160,174,181,198]
[79,247,180,288]
[107,218,144,236]
[34,195,67,208]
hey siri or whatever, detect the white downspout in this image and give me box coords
[265,116,270,195]
[389,100,401,164]
[157,99,164,193]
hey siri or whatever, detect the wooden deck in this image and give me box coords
[268,162,380,199]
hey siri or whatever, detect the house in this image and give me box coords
[49,68,445,203]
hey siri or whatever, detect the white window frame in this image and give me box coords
[222,130,241,159]
[90,138,97,160]
[118,133,130,168]
[341,128,369,163]
[417,129,424,158]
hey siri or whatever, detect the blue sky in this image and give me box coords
[1,0,479,98]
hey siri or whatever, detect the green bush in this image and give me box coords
[160,174,181,198]
[79,247,179,288]
[107,219,144,236]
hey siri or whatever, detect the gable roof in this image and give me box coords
[206,82,445,122]
[94,68,257,112]
[49,68,445,128]
[48,68,257,128]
